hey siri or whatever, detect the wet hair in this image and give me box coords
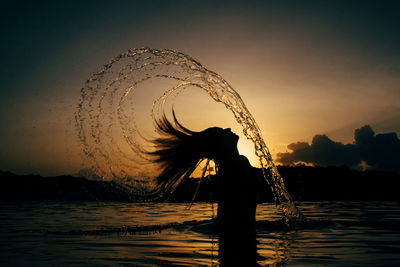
[149,112,235,198]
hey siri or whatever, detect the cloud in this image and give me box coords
[276,125,400,172]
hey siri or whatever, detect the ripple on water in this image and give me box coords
[1,201,400,266]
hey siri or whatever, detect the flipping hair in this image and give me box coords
[149,112,207,198]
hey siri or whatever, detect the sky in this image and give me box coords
[1,0,399,176]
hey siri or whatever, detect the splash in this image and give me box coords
[75,47,303,223]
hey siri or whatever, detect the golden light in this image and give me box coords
[237,140,260,168]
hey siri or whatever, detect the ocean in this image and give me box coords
[1,201,399,266]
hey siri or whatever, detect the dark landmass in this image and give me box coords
[278,166,400,202]
[0,171,134,201]
[1,166,399,202]
[170,166,400,202]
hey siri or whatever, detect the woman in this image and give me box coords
[149,112,261,237]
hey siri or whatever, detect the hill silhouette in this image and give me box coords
[0,171,134,201]
[1,166,399,202]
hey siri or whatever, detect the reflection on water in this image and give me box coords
[1,201,400,266]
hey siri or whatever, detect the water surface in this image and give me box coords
[1,201,399,266]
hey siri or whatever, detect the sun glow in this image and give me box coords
[189,140,261,179]
[237,140,260,168]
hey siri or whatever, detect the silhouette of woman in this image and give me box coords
[149,112,262,264]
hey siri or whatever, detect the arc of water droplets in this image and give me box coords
[75,47,303,223]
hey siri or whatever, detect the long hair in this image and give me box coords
[148,112,214,198]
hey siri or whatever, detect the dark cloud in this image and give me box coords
[277,125,400,172]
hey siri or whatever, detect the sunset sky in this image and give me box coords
[1,1,399,176]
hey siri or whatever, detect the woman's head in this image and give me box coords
[149,112,239,196]
[197,127,239,159]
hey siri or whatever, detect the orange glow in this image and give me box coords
[237,140,260,168]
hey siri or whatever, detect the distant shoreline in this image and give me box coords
[1,166,399,202]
